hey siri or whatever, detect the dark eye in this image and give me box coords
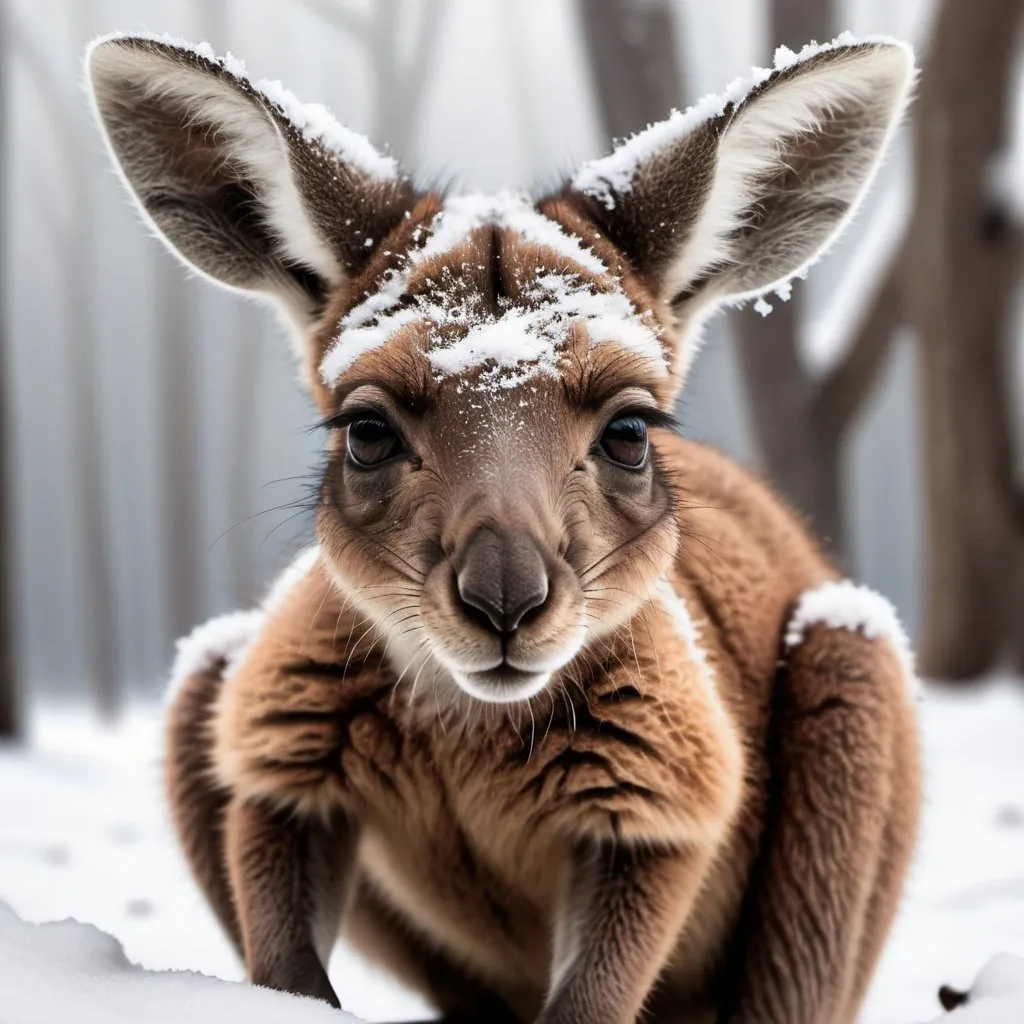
[599,415,649,469]
[346,418,403,467]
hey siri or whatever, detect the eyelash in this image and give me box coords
[603,406,678,433]
[319,407,385,432]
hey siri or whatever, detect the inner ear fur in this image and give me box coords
[566,38,915,314]
[86,35,418,334]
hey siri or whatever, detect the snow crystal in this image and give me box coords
[784,579,917,691]
[572,32,909,210]
[751,280,794,317]
[0,902,359,1023]
[319,194,665,387]
[89,33,398,182]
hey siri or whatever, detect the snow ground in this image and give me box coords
[1,681,1023,1022]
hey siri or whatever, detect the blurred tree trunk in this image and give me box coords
[577,0,900,563]
[577,0,684,142]
[730,0,905,562]
[12,7,120,718]
[0,0,17,738]
[301,0,445,162]
[908,0,1024,679]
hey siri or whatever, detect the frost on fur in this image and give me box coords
[165,547,322,703]
[88,32,398,182]
[785,579,917,691]
[571,34,916,325]
[319,192,666,387]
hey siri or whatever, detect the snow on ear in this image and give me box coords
[571,36,915,318]
[86,34,416,338]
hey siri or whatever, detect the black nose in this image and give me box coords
[456,528,549,636]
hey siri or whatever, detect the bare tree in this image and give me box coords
[908,0,1024,678]
[301,0,446,159]
[577,0,684,143]
[577,0,902,561]
[11,8,120,718]
[0,0,17,738]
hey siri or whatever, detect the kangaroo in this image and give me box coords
[87,32,922,1024]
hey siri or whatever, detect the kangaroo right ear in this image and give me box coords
[86,35,417,345]
[568,36,915,380]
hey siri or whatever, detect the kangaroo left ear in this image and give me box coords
[567,36,915,375]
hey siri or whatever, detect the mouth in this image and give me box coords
[451,662,552,703]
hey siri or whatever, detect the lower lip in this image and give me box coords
[453,666,551,704]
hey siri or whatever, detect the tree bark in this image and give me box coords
[0,0,17,738]
[908,0,1024,679]
[576,0,684,142]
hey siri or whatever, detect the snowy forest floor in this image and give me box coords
[2,680,1024,1022]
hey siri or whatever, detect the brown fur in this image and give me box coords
[167,434,920,1023]
[86,34,923,1023]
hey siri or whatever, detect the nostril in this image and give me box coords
[456,578,506,636]
[504,577,549,632]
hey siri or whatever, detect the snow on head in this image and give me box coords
[89,33,398,182]
[785,579,917,692]
[319,192,665,387]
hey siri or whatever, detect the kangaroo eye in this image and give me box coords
[347,418,403,467]
[599,415,649,469]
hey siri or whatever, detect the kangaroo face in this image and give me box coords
[313,202,680,701]
[88,32,914,704]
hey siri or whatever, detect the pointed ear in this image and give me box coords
[569,37,915,355]
[86,34,417,342]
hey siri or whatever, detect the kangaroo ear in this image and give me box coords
[86,34,417,341]
[569,37,915,371]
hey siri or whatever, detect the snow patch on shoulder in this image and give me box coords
[0,902,357,1023]
[166,610,266,706]
[88,32,397,181]
[165,546,322,703]
[785,579,917,692]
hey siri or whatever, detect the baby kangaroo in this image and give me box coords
[88,32,921,1024]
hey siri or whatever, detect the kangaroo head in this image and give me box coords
[87,33,913,704]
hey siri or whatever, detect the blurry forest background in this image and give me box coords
[0,0,1022,730]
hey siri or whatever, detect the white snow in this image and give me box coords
[0,902,360,1023]
[318,192,665,387]
[166,609,265,705]
[785,578,917,690]
[4,679,1024,1021]
[89,33,398,182]
[930,955,1024,1022]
